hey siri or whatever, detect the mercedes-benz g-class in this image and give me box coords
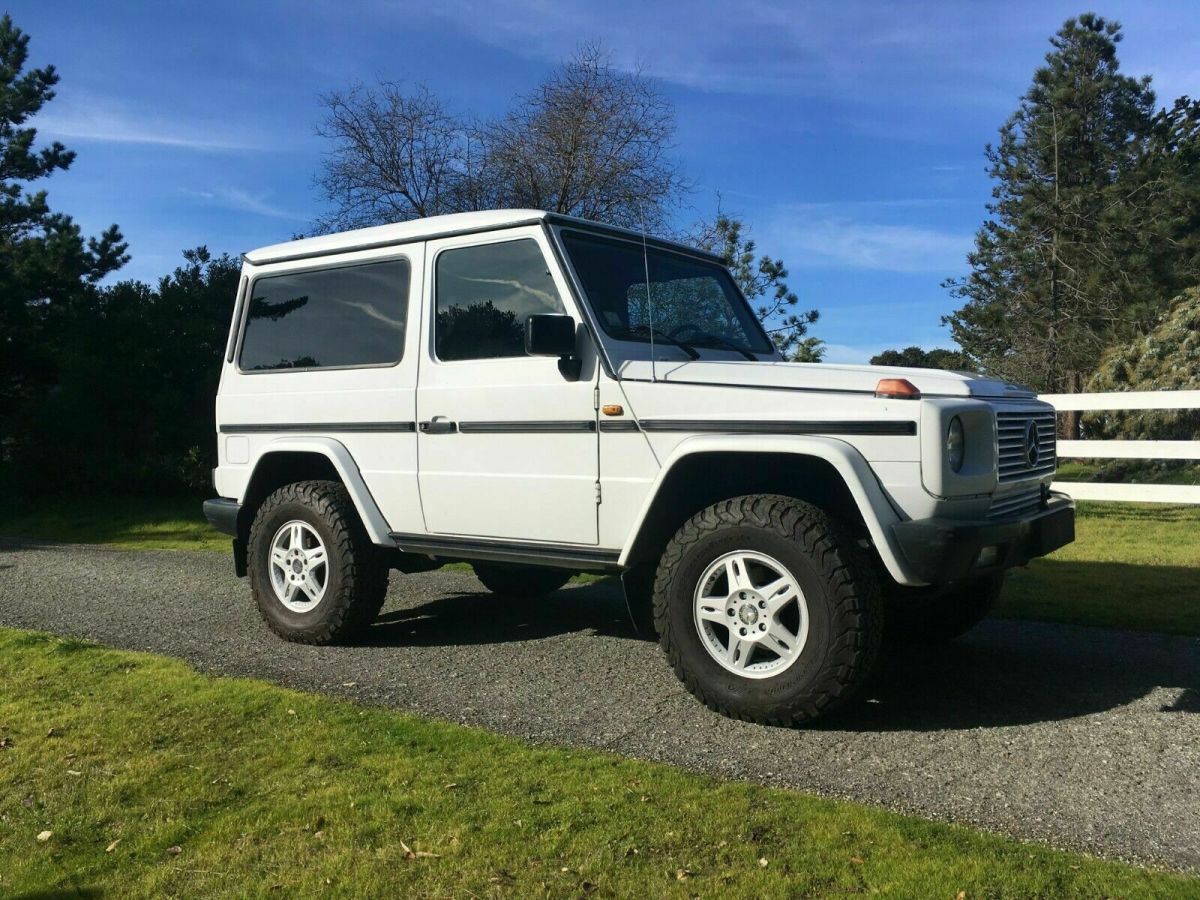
[204,209,1074,725]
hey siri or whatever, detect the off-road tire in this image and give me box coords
[883,574,1005,644]
[248,480,388,645]
[473,563,572,598]
[653,495,884,726]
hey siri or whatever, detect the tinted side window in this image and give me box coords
[239,258,409,371]
[435,239,565,361]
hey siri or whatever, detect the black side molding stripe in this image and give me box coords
[457,420,596,434]
[219,422,417,434]
[220,420,914,437]
[599,420,642,433]
[636,419,917,436]
[391,533,621,572]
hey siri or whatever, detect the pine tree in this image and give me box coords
[693,213,820,360]
[943,14,1161,436]
[0,14,127,442]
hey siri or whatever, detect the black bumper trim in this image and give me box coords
[203,498,240,536]
[890,494,1075,584]
[204,499,247,577]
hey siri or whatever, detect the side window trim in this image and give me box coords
[225,276,248,363]
[235,254,412,374]
[431,237,569,364]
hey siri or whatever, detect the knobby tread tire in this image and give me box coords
[653,494,883,727]
[248,480,388,645]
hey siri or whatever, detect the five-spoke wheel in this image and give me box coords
[248,480,388,645]
[653,494,882,726]
[693,551,808,678]
[268,520,330,612]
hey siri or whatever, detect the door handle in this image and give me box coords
[419,416,457,435]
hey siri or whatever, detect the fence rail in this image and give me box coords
[1040,390,1200,504]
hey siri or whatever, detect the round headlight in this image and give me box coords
[947,416,965,473]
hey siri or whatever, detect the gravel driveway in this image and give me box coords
[2,540,1198,870]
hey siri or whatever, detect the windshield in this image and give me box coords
[559,230,775,357]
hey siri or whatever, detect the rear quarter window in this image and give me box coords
[239,258,410,371]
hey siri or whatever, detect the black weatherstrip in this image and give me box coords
[391,533,621,572]
[457,420,597,434]
[219,422,416,434]
[636,419,917,436]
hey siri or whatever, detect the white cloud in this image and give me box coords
[182,187,304,220]
[768,213,971,273]
[35,92,268,152]
[407,0,1035,103]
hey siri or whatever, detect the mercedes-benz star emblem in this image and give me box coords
[1025,420,1040,467]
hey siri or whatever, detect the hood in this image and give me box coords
[616,358,1036,399]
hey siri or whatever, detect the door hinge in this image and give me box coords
[594,481,602,504]
[593,386,600,410]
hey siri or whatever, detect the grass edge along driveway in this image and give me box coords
[3,496,1198,636]
[0,628,1195,898]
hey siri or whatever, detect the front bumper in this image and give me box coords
[890,492,1075,584]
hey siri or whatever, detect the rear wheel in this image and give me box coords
[653,495,883,726]
[472,563,573,598]
[883,574,1005,644]
[248,480,388,645]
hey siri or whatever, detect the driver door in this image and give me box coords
[415,228,600,545]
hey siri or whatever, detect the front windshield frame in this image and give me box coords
[552,227,780,366]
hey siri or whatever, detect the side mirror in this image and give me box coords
[525,314,576,357]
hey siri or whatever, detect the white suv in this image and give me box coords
[204,209,1074,725]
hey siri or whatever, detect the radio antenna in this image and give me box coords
[640,210,656,383]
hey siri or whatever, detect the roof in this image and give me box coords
[242,209,723,266]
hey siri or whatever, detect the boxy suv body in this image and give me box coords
[205,209,1074,725]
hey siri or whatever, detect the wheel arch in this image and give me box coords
[236,438,392,549]
[617,435,914,586]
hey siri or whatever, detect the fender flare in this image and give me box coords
[242,436,392,545]
[616,434,920,586]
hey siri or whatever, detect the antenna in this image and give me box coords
[640,211,657,383]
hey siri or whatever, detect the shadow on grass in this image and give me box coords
[1001,559,1199,636]
[368,567,1200,733]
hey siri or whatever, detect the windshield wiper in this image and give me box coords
[620,324,700,360]
[681,330,758,361]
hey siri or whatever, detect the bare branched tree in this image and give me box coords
[314,45,686,232]
[481,44,685,229]
[315,83,486,231]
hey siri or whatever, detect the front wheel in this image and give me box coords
[653,495,883,726]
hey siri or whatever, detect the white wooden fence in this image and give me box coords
[1040,390,1200,504]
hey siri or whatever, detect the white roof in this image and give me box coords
[244,209,550,265]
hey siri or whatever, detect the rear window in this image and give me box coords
[239,258,410,371]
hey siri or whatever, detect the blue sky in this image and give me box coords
[14,0,1200,362]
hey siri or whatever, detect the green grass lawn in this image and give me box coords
[0,629,1193,898]
[2,495,1198,635]
[999,502,1200,635]
[0,495,226,552]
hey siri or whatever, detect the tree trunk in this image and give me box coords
[1060,370,1083,440]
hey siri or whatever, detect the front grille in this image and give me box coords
[996,409,1057,483]
[988,484,1043,520]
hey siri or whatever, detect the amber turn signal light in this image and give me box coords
[601,404,624,416]
[875,378,920,399]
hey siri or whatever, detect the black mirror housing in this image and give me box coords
[525,314,576,358]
